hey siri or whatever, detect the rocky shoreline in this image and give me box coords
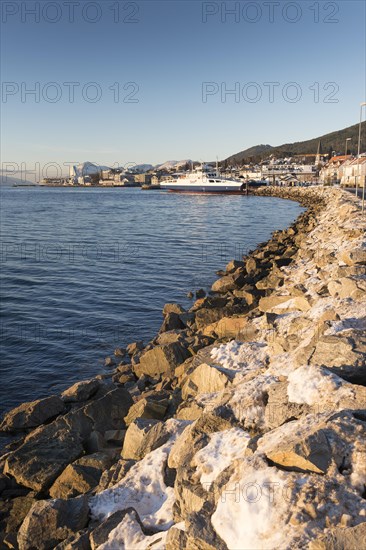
[0,186,365,550]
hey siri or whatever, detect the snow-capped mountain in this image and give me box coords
[154,159,194,171]
[69,159,198,177]
[127,164,154,174]
[70,162,111,177]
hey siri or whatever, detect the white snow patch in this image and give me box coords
[269,298,305,311]
[99,511,167,550]
[211,463,293,550]
[287,365,346,405]
[225,373,279,429]
[210,340,269,373]
[90,419,189,531]
[192,428,250,489]
[271,311,302,332]
[324,301,366,335]
[268,352,295,376]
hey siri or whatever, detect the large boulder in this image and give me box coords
[61,379,100,403]
[135,342,190,378]
[121,419,161,460]
[259,295,311,313]
[126,341,144,356]
[130,420,185,461]
[89,508,141,550]
[181,363,234,400]
[4,388,132,492]
[265,381,310,430]
[339,247,366,266]
[124,396,169,426]
[175,399,206,421]
[162,303,185,316]
[225,259,245,273]
[310,334,366,383]
[81,387,133,433]
[0,396,66,432]
[4,419,86,492]
[49,452,116,499]
[233,286,263,306]
[160,312,185,332]
[265,428,332,474]
[255,266,285,290]
[211,273,245,293]
[17,496,89,550]
[245,257,259,275]
[203,316,257,341]
[191,296,228,311]
[195,308,228,330]
[327,277,366,300]
[96,459,135,492]
[257,411,366,475]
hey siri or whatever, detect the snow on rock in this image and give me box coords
[128,164,154,173]
[154,159,193,171]
[71,161,109,176]
[210,340,269,373]
[221,373,279,429]
[192,428,251,489]
[12,187,365,550]
[211,459,296,550]
[324,299,366,335]
[90,443,174,531]
[211,455,366,550]
[287,365,348,405]
[90,419,188,531]
[98,511,168,550]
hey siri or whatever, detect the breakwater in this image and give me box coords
[0,187,301,418]
[0,186,365,549]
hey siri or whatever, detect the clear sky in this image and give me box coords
[1,0,365,174]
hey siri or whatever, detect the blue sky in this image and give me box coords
[1,0,365,172]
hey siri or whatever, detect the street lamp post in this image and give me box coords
[356,102,366,206]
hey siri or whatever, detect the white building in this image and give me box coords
[319,155,353,185]
[340,156,366,187]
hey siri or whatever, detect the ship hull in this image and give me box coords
[160,183,245,193]
[166,188,246,194]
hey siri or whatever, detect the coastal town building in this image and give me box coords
[133,174,152,185]
[319,155,353,185]
[340,156,366,187]
[40,177,69,185]
[319,154,366,186]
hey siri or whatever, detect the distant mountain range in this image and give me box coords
[2,122,365,186]
[155,159,193,171]
[0,175,36,187]
[73,160,194,175]
[224,122,366,165]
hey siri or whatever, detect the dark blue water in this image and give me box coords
[0,187,303,417]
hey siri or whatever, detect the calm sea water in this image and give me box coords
[0,187,303,417]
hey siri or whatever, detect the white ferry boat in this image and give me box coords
[159,164,250,194]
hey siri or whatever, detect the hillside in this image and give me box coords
[225,122,366,165]
[0,175,36,186]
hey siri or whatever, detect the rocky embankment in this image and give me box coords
[0,186,365,550]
